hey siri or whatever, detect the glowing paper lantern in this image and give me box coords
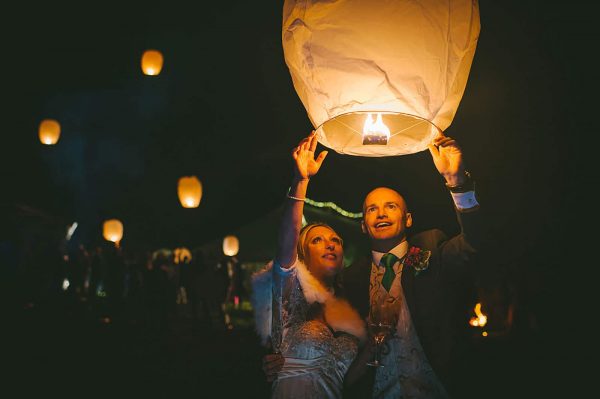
[177,176,202,208]
[103,219,124,244]
[141,49,164,76]
[223,235,239,256]
[282,0,480,156]
[38,119,61,145]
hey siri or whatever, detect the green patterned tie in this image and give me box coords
[380,253,399,292]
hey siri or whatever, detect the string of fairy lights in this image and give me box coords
[304,196,363,219]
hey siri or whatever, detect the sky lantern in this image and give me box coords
[38,119,61,145]
[103,219,124,245]
[177,176,202,208]
[282,0,480,156]
[223,235,239,257]
[141,49,164,76]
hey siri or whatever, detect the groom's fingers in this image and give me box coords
[436,137,454,147]
[427,143,439,159]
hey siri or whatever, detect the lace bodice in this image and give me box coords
[270,262,360,399]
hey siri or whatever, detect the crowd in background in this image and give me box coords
[1,218,250,334]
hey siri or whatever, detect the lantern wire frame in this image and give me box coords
[315,111,443,157]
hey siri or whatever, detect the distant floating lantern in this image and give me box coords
[177,176,202,208]
[223,235,239,257]
[141,49,164,76]
[103,219,124,244]
[282,0,480,156]
[38,119,61,145]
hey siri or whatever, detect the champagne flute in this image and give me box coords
[366,303,397,367]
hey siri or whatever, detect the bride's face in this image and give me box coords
[303,226,344,279]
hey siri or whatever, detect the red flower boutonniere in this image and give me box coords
[404,246,431,276]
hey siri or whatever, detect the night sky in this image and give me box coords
[2,0,593,336]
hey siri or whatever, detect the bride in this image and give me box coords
[251,131,366,398]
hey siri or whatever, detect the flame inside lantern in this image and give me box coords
[362,113,391,145]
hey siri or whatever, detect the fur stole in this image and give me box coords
[251,258,366,346]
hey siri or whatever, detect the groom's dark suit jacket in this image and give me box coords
[341,208,483,398]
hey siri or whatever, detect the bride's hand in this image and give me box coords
[292,131,328,180]
[262,353,284,382]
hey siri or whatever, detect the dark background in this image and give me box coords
[1,1,593,397]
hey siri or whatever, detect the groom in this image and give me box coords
[341,134,482,399]
[262,134,483,398]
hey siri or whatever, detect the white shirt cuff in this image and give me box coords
[450,191,479,210]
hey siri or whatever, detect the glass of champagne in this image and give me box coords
[366,303,397,367]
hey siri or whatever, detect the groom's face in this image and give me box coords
[361,188,412,244]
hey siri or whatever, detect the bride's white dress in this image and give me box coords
[252,259,366,399]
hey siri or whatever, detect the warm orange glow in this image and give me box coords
[362,113,391,145]
[223,235,239,256]
[469,302,487,327]
[482,331,488,337]
[141,50,164,76]
[177,176,202,208]
[103,219,124,244]
[39,119,61,145]
[174,247,192,264]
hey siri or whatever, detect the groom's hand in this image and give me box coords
[262,353,284,382]
[428,134,466,186]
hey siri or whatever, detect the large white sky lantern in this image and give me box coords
[282,0,480,156]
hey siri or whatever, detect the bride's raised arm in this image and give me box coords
[274,131,328,269]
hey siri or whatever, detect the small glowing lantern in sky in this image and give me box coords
[223,235,239,257]
[39,119,61,145]
[141,49,164,76]
[177,176,202,208]
[103,219,124,245]
[282,0,480,156]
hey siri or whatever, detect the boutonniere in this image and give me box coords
[404,246,431,276]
